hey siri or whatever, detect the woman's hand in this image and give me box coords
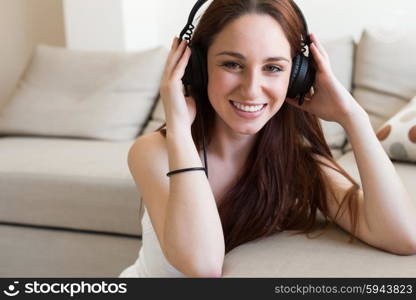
[160,37,197,133]
[285,32,367,128]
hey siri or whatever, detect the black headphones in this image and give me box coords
[179,0,316,106]
[178,0,316,178]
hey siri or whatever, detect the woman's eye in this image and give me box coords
[221,61,241,70]
[265,65,282,73]
[220,62,282,73]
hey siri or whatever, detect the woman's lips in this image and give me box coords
[230,100,267,106]
[229,100,267,119]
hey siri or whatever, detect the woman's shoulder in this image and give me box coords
[134,126,167,148]
[128,129,168,167]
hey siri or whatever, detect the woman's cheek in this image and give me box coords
[210,70,236,89]
[208,70,235,103]
[273,76,291,101]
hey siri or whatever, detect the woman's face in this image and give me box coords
[207,13,292,135]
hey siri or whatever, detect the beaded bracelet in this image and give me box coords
[166,167,207,177]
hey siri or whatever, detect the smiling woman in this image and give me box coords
[120,0,416,279]
[159,0,361,256]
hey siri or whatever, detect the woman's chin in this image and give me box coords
[230,123,262,136]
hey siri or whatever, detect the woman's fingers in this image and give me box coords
[171,36,179,49]
[309,32,330,72]
[162,38,178,74]
[304,86,314,101]
[310,41,332,73]
[309,42,323,69]
[172,45,192,80]
[310,32,328,60]
[164,38,189,77]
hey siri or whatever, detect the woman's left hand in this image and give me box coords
[285,32,366,128]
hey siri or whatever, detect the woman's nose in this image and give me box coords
[240,69,263,100]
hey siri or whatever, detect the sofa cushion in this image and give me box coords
[0,137,143,236]
[376,96,416,163]
[352,29,416,131]
[0,45,168,141]
[0,224,141,277]
[222,219,416,277]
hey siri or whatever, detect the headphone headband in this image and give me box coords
[179,0,310,47]
[290,0,311,46]
[179,0,208,43]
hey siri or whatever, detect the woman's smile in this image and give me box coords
[229,100,268,119]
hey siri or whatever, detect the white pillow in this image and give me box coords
[0,44,168,141]
[376,96,416,163]
[352,29,416,131]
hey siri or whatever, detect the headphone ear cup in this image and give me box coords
[182,44,207,101]
[191,45,207,91]
[182,44,194,87]
[287,53,312,98]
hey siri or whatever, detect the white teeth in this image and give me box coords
[231,101,265,112]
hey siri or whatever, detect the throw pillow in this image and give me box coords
[352,29,416,131]
[376,96,416,162]
[0,44,168,141]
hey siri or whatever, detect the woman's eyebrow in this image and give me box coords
[215,51,290,63]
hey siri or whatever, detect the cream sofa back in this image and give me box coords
[0,45,168,141]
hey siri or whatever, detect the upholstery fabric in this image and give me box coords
[0,45,168,141]
[375,96,416,163]
[0,136,143,236]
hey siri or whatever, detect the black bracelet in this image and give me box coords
[166,167,206,177]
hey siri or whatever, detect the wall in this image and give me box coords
[63,0,125,51]
[63,0,416,52]
[0,0,65,107]
[63,0,159,51]
[156,0,416,49]
[1,0,415,106]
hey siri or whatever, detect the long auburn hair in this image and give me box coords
[156,0,361,254]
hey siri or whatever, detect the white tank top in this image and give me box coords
[118,207,185,277]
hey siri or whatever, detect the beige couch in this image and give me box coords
[1,29,415,277]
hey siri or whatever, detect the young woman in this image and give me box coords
[119,0,416,278]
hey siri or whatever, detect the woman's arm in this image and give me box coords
[128,131,224,277]
[286,32,416,255]
[165,128,225,276]
[160,37,225,276]
[342,107,416,254]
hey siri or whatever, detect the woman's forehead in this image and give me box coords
[208,13,291,59]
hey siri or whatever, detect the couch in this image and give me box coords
[0,28,415,277]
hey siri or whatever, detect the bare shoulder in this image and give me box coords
[128,131,169,171]
[129,130,167,153]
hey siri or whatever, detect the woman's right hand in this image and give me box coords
[160,37,197,133]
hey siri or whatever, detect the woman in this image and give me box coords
[120,0,416,278]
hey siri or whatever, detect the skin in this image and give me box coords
[205,13,292,165]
